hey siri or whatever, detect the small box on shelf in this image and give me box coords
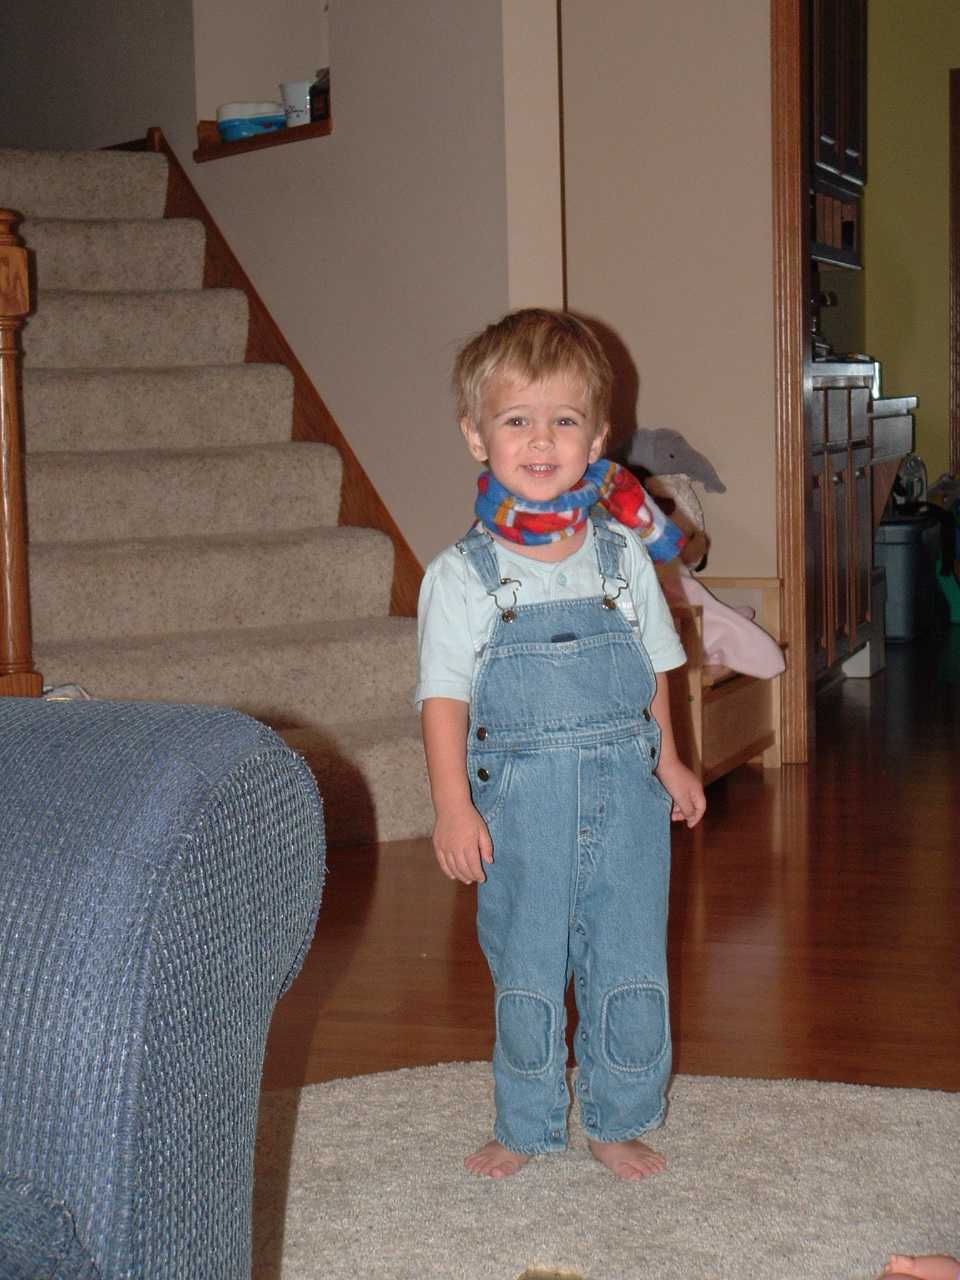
[193,114,332,164]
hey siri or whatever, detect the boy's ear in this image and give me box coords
[460,417,488,462]
[589,423,610,463]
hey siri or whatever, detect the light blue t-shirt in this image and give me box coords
[415,518,686,708]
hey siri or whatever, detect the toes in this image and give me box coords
[618,1158,664,1180]
[464,1142,527,1178]
[885,1260,916,1279]
[589,1139,666,1180]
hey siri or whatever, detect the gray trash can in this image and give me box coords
[874,511,942,641]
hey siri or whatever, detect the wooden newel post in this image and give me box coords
[0,209,43,696]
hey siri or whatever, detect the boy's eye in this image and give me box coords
[556,417,578,427]
[504,416,528,427]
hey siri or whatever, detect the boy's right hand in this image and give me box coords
[432,803,494,884]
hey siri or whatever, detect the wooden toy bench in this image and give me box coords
[666,577,782,785]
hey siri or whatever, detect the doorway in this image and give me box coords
[771,3,960,760]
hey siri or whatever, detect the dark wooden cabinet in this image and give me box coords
[812,0,866,189]
[828,452,851,661]
[810,453,829,674]
[851,444,872,634]
[841,0,867,183]
[813,0,843,176]
[810,0,866,266]
[809,363,917,680]
[809,367,874,674]
[816,443,873,667]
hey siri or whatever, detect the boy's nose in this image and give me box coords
[530,425,555,449]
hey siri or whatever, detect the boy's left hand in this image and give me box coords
[655,758,706,828]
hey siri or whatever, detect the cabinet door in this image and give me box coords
[812,0,842,177]
[810,387,827,449]
[850,386,870,444]
[827,387,851,447]
[850,445,872,642]
[811,0,866,188]
[810,453,830,675]
[840,0,866,184]
[829,451,851,662]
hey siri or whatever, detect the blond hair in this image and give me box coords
[452,308,613,424]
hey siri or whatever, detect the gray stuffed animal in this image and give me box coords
[625,428,725,569]
[626,428,726,492]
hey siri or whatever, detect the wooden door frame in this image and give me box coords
[771,0,813,763]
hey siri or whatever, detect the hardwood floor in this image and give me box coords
[264,629,960,1094]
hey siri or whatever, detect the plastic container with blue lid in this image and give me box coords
[216,102,286,143]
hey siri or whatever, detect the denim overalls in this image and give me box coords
[459,514,673,1155]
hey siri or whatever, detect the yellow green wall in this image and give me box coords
[864,1,960,481]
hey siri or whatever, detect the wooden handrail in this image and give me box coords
[0,209,43,697]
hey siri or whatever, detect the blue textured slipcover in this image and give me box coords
[0,698,325,1278]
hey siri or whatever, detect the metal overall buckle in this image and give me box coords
[600,573,628,609]
[489,576,521,622]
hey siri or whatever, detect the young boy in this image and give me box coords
[416,309,706,1181]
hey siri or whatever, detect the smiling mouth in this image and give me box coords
[523,464,558,474]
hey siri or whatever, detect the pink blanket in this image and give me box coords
[659,573,785,679]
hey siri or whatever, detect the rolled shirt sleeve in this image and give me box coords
[623,532,687,673]
[415,553,477,707]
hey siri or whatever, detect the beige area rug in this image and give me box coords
[252,1063,958,1280]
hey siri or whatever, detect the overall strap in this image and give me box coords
[456,523,503,594]
[590,510,628,583]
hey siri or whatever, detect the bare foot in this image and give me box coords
[880,1256,960,1280]
[588,1136,666,1180]
[464,1139,530,1179]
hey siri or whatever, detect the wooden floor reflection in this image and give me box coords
[264,630,960,1093]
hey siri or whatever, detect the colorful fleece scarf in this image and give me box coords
[474,459,686,563]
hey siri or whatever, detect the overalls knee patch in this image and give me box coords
[600,980,669,1073]
[496,990,556,1075]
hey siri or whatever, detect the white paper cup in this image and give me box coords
[279,80,312,126]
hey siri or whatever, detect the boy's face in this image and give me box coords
[460,369,608,503]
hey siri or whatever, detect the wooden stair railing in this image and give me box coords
[0,209,43,697]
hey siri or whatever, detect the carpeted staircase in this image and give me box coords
[2,145,432,846]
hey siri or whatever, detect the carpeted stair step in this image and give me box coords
[37,617,418,727]
[26,442,342,542]
[0,148,168,220]
[23,365,294,452]
[10,142,433,846]
[23,289,249,369]
[281,715,432,846]
[22,218,205,292]
[30,526,395,644]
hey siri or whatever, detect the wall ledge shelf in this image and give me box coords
[193,118,332,163]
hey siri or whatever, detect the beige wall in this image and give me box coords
[0,0,196,150]
[193,0,330,121]
[184,0,512,565]
[561,0,777,577]
[864,1,960,482]
[501,0,564,310]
